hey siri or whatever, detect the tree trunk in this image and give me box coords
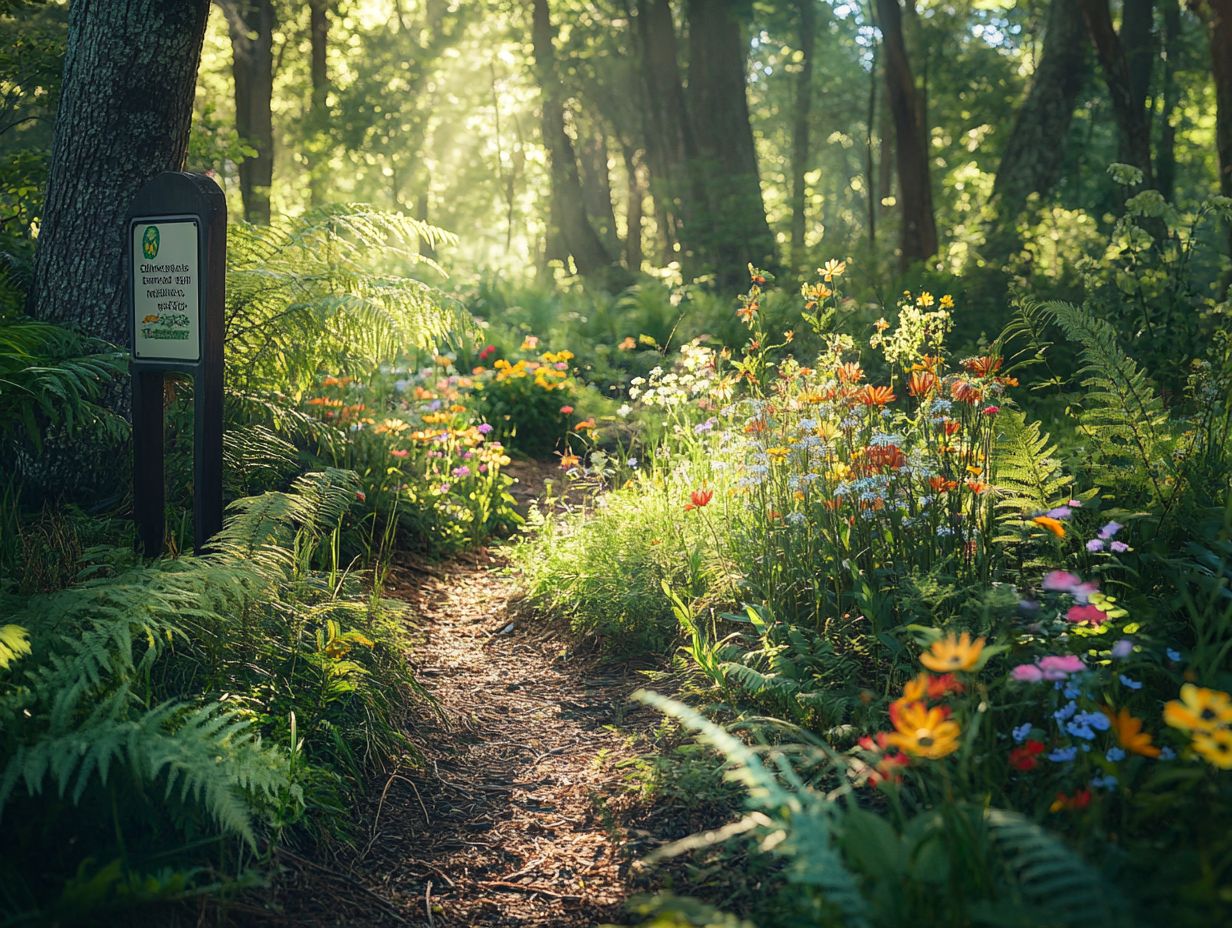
[1192,0,1232,256]
[29,0,211,346]
[531,0,619,284]
[1080,0,1155,185]
[221,0,275,223]
[991,0,1089,217]
[308,0,330,207]
[685,0,776,284]
[865,42,878,250]
[876,0,937,269]
[579,127,620,253]
[1157,0,1181,200]
[633,0,695,258]
[790,0,817,270]
[622,145,646,271]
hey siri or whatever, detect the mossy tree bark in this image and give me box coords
[28,0,211,347]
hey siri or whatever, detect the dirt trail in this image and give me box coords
[257,462,698,927]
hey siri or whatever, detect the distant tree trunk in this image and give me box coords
[790,0,817,270]
[1157,0,1181,200]
[876,0,937,269]
[1080,0,1155,185]
[531,0,619,284]
[579,127,620,253]
[622,145,646,270]
[308,0,330,207]
[29,0,210,346]
[633,0,695,258]
[991,0,1089,217]
[685,0,776,283]
[878,92,895,227]
[1192,0,1232,256]
[865,43,878,250]
[221,0,275,223]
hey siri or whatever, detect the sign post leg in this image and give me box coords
[133,370,165,557]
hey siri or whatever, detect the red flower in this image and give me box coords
[479,344,497,361]
[926,674,964,699]
[684,488,714,512]
[559,405,575,415]
[1050,788,1093,813]
[1009,739,1046,771]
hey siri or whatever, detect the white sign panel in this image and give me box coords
[131,218,200,362]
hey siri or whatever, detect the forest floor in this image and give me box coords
[247,461,728,927]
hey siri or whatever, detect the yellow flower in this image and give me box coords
[919,632,985,673]
[1192,728,1232,769]
[916,291,935,307]
[886,701,961,759]
[940,294,955,309]
[767,446,791,461]
[821,258,847,282]
[1164,684,1232,733]
[1031,515,1066,538]
[1104,706,1161,758]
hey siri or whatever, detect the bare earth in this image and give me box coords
[241,461,712,927]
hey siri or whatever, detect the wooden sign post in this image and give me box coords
[126,172,226,556]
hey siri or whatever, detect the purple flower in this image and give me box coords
[1043,570,1082,592]
[1046,506,1074,520]
[452,465,471,478]
[1039,655,1085,680]
[1086,539,1106,552]
[1098,521,1123,539]
[477,423,494,435]
[1111,639,1133,659]
[1110,541,1129,553]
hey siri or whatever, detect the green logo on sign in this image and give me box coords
[142,226,160,259]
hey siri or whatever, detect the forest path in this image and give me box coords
[261,461,696,928]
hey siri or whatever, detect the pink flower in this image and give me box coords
[1038,655,1085,680]
[1043,570,1082,592]
[1065,604,1107,626]
[390,449,409,459]
[982,405,1000,416]
[1070,581,1099,603]
[1011,664,1044,683]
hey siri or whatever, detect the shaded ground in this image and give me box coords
[243,460,728,927]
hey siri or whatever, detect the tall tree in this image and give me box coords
[991,0,1090,218]
[875,0,937,269]
[308,0,330,207]
[220,0,275,223]
[1157,0,1182,200]
[531,0,619,284]
[1191,0,1232,255]
[685,0,776,283]
[633,0,696,258]
[790,0,817,270]
[28,0,211,346]
[1079,0,1155,185]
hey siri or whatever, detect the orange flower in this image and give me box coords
[966,481,989,495]
[858,385,896,407]
[930,475,958,493]
[558,452,581,469]
[920,632,985,673]
[886,702,961,759]
[865,444,906,471]
[836,362,864,384]
[907,370,938,398]
[737,302,759,323]
[1031,515,1066,538]
[940,419,961,437]
[961,355,1003,377]
[1050,789,1092,813]
[1103,706,1161,758]
[684,488,714,512]
[951,380,984,404]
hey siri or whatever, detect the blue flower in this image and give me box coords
[1119,674,1143,691]
[1091,772,1118,791]
[1048,746,1078,763]
[1111,639,1133,659]
[1159,746,1176,761]
[1106,747,1126,763]
[1166,648,1182,663]
[1066,721,1096,740]
[1063,681,1083,700]
[1053,701,1078,723]
[1012,723,1033,744]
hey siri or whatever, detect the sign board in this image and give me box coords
[131,217,201,361]
[125,172,226,557]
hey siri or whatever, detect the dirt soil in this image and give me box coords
[239,460,726,927]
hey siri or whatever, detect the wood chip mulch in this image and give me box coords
[233,461,731,928]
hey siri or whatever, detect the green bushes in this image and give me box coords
[0,470,424,921]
